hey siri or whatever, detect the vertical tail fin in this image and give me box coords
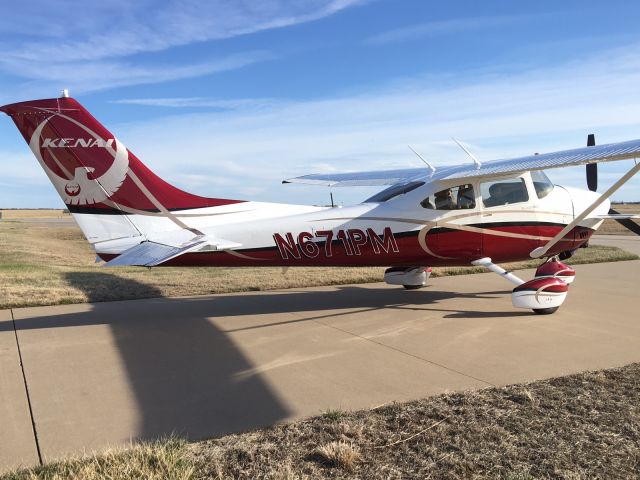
[0,96,244,215]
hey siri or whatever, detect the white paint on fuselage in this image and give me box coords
[83,172,608,257]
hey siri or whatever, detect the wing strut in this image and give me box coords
[530,160,640,258]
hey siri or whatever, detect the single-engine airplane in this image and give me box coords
[2,92,640,314]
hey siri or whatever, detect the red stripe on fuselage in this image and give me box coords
[99,225,594,267]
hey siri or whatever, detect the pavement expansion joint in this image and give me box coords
[10,308,43,466]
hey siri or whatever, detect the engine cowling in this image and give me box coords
[384,266,431,288]
[534,258,576,284]
[512,277,568,314]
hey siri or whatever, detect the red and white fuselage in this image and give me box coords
[0,96,608,267]
[3,94,637,313]
[83,182,603,268]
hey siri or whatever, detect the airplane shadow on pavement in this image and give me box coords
[5,271,519,450]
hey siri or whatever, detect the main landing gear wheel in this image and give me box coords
[384,267,431,289]
[532,307,559,315]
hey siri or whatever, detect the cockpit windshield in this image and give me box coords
[365,181,425,203]
[531,170,554,199]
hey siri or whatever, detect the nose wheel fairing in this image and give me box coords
[472,257,576,314]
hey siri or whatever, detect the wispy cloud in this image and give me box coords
[365,15,530,45]
[113,97,279,110]
[1,51,274,96]
[0,0,366,96]
[4,42,640,207]
[101,42,640,206]
[3,1,366,62]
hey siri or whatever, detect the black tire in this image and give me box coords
[403,284,424,290]
[533,307,559,315]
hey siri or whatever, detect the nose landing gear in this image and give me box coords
[472,257,575,314]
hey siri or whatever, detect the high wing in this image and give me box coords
[283,138,640,186]
[282,167,425,187]
[441,138,640,181]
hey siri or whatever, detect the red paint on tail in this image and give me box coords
[0,97,244,212]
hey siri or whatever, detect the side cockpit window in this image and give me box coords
[480,177,529,207]
[421,184,476,210]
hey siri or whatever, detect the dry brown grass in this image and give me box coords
[5,363,639,479]
[166,363,640,479]
[598,203,640,235]
[0,220,387,308]
[0,209,68,219]
[312,442,361,472]
[0,218,637,309]
[2,438,197,480]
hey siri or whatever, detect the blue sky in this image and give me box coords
[1,0,640,207]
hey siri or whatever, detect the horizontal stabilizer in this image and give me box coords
[602,207,640,236]
[104,240,207,267]
[596,214,640,219]
[104,235,242,267]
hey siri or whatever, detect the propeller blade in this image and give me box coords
[608,207,640,236]
[586,134,597,191]
[586,163,598,192]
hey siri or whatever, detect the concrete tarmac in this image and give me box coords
[1,237,639,472]
[591,234,640,256]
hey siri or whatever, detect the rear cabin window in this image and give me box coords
[531,170,554,199]
[365,181,425,203]
[480,178,529,207]
[420,184,476,210]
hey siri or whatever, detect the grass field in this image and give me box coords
[0,209,69,219]
[0,215,638,309]
[3,363,638,479]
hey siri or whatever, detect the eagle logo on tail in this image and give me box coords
[28,111,129,205]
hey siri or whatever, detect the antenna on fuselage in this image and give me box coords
[407,145,436,176]
[451,138,481,169]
